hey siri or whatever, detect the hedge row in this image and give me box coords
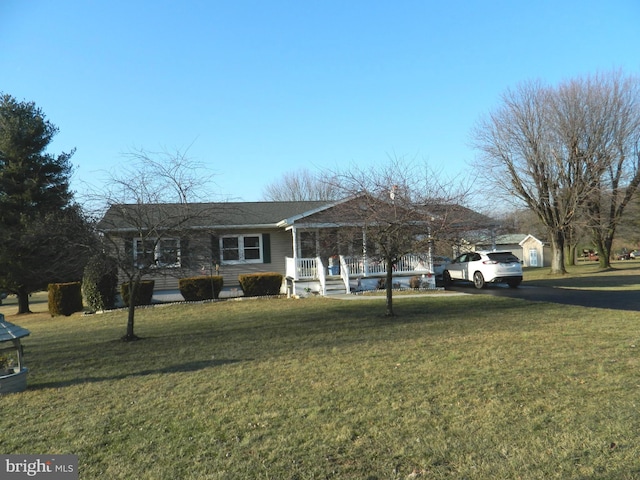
[179,273,284,300]
[51,271,285,315]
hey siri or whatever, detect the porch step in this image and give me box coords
[324,278,348,296]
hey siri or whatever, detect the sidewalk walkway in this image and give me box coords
[152,289,466,303]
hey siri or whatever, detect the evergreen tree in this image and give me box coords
[0,94,84,313]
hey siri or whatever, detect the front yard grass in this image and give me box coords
[2,293,640,479]
[524,260,640,290]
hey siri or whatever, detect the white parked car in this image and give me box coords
[432,256,451,278]
[443,251,523,289]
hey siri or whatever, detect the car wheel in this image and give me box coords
[507,279,521,288]
[443,271,452,289]
[473,271,485,289]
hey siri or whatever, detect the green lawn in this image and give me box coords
[1,273,640,478]
[524,260,640,290]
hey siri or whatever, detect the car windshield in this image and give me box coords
[487,252,520,263]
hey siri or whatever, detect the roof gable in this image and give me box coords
[519,234,546,246]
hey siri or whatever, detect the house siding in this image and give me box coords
[214,228,292,288]
[114,228,293,291]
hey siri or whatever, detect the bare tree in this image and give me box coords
[332,157,470,316]
[262,168,342,201]
[89,147,215,341]
[472,71,640,274]
[581,74,640,267]
[494,207,547,240]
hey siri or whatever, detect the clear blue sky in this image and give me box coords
[2,1,639,202]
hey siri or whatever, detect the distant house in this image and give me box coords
[98,197,495,296]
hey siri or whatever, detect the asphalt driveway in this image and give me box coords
[446,283,640,311]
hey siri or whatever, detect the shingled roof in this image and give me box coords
[98,198,499,233]
[98,200,330,232]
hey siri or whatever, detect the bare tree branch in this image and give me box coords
[262,168,342,201]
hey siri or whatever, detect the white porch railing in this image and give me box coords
[343,253,432,276]
[286,257,319,280]
[286,253,433,280]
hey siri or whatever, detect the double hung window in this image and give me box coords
[220,235,262,264]
[134,238,181,267]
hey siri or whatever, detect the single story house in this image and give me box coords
[98,197,496,296]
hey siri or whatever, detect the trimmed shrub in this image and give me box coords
[48,282,83,316]
[179,276,224,301]
[82,253,118,311]
[120,280,155,307]
[238,272,283,297]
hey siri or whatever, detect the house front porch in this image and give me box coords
[285,253,439,296]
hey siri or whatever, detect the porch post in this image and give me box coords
[427,223,434,273]
[362,226,369,276]
[291,226,298,260]
[290,227,299,290]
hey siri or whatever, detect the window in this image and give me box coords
[486,252,519,264]
[158,238,180,266]
[219,235,262,264]
[134,238,181,268]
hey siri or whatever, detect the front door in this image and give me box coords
[299,231,317,258]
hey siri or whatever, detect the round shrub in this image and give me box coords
[120,280,155,307]
[179,276,224,301]
[238,272,283,297]
[82,253,118,311]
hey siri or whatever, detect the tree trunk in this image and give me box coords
[122,281,140,341]
[16,285,32,314]
[563,228,577,267]
[549,231,567,275]
[385,257,394,317]
[565,244,576,267]
[596,236,613,269]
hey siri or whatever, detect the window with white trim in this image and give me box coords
[220,235,262,264]
[134,238,181,268]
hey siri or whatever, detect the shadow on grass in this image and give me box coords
[29,358,243,391]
